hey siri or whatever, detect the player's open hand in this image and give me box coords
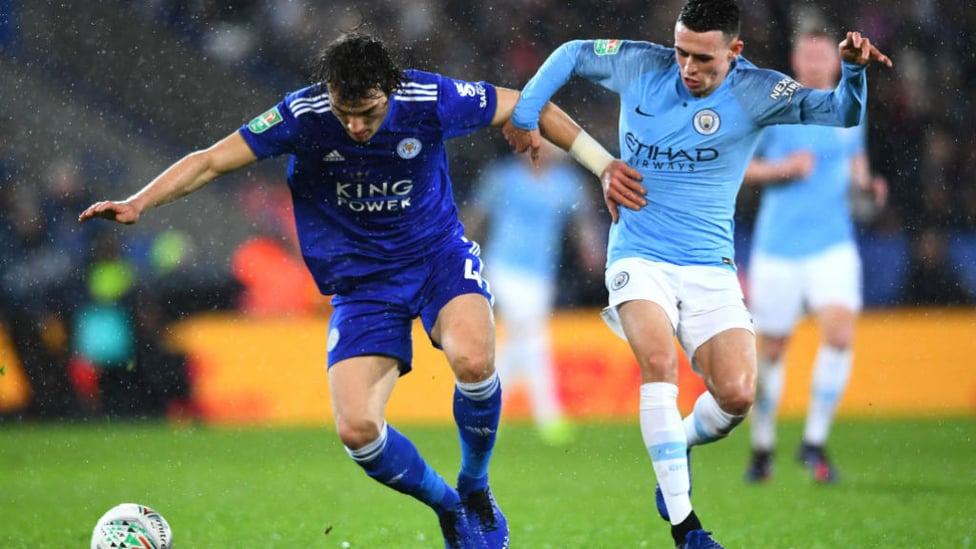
[78,200,141,225]
[503,122,544,168]
[601,160,646,224]
[839,31,892,68]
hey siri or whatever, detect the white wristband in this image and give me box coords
[569,131,615,178]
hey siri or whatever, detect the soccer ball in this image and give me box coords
[91,503,173,549]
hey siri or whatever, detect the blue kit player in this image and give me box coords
[507,0,891,547]
[80,31,613,549]
[742,31,888,485]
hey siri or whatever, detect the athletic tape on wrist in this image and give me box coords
[569,131,614,177]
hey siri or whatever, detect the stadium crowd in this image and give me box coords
[1,0,974,420]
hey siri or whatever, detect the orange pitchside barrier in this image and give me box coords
[2,308,975,422]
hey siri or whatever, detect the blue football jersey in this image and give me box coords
[752,122,866,257]
[512,39,867,270]
[239,70,497,294]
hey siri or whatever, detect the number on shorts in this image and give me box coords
[464,258,483,287]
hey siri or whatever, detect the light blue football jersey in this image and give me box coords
[752,122,866,257]
[239,70,497,295]
[512,39,867,270]
[472,157,587,280]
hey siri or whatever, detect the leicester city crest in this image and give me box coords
[397,137,422,159]
[693,109,721,135]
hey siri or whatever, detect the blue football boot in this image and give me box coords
[462,487,509,548]
[677,529,724,548]
[438,503,486,549]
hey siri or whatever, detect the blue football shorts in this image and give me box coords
[326,238,493,374]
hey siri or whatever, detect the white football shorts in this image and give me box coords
[601,257,754,371]
[488,263,553,324]
[747,242,863,336]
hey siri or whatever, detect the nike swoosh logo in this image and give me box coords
[635,105,655,117]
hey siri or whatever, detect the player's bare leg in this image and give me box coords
[799,305,856,483]
[434,293,508,548]
[617,300,708,545]
[330,356,472,548]
[746,333,788,483]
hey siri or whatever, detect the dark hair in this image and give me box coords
[677,0,741,38]
[311,31,406,101]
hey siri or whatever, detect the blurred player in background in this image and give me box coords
[507,0,891,546]
[464,140,604,446]
[741,30,888,484]
[79,29,615,549]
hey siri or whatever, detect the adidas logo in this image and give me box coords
[324,150,345,162]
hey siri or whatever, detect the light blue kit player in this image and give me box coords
[507,0,891,547]
[465,142,603,445]
[79,31,615,549]
[742,31,889,485]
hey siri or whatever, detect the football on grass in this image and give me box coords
[91,503,172,549]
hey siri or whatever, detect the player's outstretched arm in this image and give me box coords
[79,132,257,225]
[494,87,549,163]
[496,87,645,223]
[838,31,892,68]
[851,152,889,206]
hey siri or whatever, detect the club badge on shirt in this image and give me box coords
[693,109,721,135]
[397,138,422,159]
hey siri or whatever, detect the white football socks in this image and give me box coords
[804,345,852,445]
[750,355,785,451]
[639,382,691,525]
[683,390,745,447]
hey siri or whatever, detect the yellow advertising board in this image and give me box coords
[3,308,974,422]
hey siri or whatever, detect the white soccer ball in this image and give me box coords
[91,503,173,549]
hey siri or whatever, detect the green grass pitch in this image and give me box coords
[1,417,973,547]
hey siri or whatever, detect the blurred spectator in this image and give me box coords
[130,287,196,421]
[463,141,604,445]
[0,187,83,420]
[231,178,324,316]
[902,227,974,306]
[73,230,139,417]
[74,229,197,419]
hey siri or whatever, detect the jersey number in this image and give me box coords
[464,258,484,287]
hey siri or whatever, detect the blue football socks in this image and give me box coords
[347,422,460,513]
[454,372,502,496]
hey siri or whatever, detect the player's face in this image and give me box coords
[791,35,840,89]
[673,22,744,98]
[328,86,390,143]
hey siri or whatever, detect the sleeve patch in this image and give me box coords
[769,77,800,101]
[248,107,283,133]
[593,39,622,56]
[453,81,488,109]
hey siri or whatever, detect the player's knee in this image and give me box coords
[335,416,383,450]
[756,333,789,362]
[636,350,677,383]
[716,382,754,417]
[450,348,494,383]
[823,330,853,350]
